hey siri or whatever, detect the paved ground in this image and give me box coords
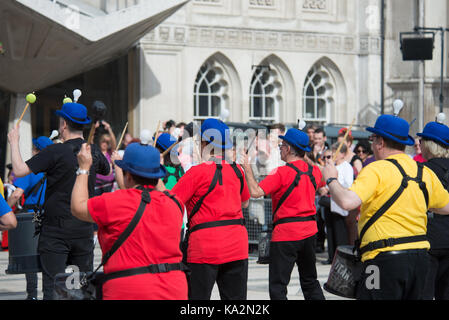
[0,242,348,300]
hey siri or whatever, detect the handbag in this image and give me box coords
[54,187,153,300]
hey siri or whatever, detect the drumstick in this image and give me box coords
[17,104,30,127]
[17,93,36,127]
[333,118,356,162]
[87,123,96,145]
[152,121,161,147]
[115,122,129,151]
[245,130,259,155]
[161,140,180,157]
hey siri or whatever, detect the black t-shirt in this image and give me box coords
[26,138,110,238]
[424,158,449,250]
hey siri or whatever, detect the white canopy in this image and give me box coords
[0,0,189,93]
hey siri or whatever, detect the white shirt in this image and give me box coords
[330,161,354,216]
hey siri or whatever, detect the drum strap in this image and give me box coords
[188,218,245,234]
[273,215,316,229]
[357,159,429,256]
[270,163,317,231]
[100,262,189,284]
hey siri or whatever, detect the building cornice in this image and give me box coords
[140,23,381,56]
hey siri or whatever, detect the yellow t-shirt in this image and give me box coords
[350,153,449,262]
[0,177,4,197]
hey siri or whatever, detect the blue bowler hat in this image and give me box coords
[279,128,311,152]
[114,143,167,179]
[366,114,414,146]
[55,102,91,125]
[156,133,178,153]
[201,118,233,150]
[417,121,449,147]
[32,136,53,151]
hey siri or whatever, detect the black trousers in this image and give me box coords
[38,234,93,300]
[423,248,449,300]
[269,235,325,300]
[324,208,349,262]
[315,205,326,251]
[356,249,429,300]
[188,259,248,300]
[25,273,38,298]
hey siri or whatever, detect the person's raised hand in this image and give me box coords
[77,143,93,171]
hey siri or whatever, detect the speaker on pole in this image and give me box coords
[400,32,435,61]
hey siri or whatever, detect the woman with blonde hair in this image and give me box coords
[417,120,449,300]
[95,121,117,196]
[320,142,353,264]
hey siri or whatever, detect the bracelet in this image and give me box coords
[326,177,338,186]
[76,168,90,176]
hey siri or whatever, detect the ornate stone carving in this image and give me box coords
[302,0,327,11]
[249,0,275,7]
[194,0,221,3]
[143,24,379,56]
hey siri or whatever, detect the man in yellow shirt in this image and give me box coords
[323,114,449,300]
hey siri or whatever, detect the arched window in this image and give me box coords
[303,65,334,123]
[193,61,228,120]
[249,66,281,123]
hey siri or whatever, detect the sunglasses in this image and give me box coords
[323,155,332,160]
[356,149,366,154]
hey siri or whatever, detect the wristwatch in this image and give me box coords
[76,168,90,176]
[326,177,338,186]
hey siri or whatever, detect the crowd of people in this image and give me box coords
[1,99,449,301]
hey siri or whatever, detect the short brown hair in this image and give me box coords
[383,137,406,151]
[124,171,159,187]
[286,142,306,158]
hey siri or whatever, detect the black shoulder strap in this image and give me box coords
[188,163,223,226]
[163,190,184,215]
[24,174,47,199]
[95,188,152,273]
[415,162,429,207]
[272,163,316,215]
[230,162,244,194]
[358,158,428,245]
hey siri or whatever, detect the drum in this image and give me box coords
[257,231,271,264]
[6,212,41,274]
[323,245,362,299]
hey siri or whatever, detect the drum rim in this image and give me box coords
[335,245,358,261]
[323,282,355,299]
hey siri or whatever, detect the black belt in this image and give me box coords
[22,204,43,211]
[358,235,427,255]
[188,218,245,234]
[272,215,315,229]
[102,262,188,284]
[377,248,428,257]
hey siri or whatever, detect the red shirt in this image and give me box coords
[87,187,187,300]
[413,153,427,163]
[172,161,250,264]
[259,160,321,242]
